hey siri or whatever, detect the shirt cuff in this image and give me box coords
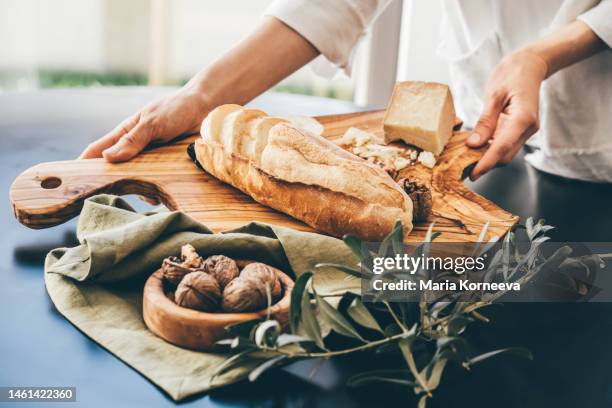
[577,0,612,48]
[264,0,388,73]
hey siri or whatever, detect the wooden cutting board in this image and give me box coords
[10,110,518,242]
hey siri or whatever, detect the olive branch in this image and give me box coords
[212,218,606,407]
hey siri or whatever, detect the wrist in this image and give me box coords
[518,21,606,80]
[183,77,216,115]
[511,47,551,80]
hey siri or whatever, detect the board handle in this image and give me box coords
[9,158,168,229]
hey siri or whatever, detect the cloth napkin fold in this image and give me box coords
[45,195,358,401]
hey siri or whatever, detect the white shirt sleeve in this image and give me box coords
[264,0,392,73]
[577,0,612,48]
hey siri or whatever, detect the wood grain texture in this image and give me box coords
[10,110,518,242]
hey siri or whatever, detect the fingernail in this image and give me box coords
[468,133,481,145]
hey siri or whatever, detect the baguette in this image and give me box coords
[195,105,413,240]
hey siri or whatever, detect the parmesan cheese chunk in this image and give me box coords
[383,81,456,156]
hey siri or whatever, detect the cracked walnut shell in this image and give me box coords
[175,271,221,312]
[161,256,193,287]
[202,255,240,289]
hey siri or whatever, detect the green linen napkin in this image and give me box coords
[44,195,359,401]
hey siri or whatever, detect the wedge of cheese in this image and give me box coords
[383,81,456,156]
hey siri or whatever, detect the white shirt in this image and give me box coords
[266,0,612,182]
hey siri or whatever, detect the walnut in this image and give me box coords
[399,178,432,222]
[221,276,268,313]
[175,271,221,312]
[202,255,240,289]
[240,263,282,300]
[222,263,283,313]
[161,256,193,287]
[180,244,204,268]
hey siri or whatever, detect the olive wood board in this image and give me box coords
[10,110,518,242]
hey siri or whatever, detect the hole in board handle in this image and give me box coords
[41,176,62,189]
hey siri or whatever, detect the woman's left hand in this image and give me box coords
[467,49,549,180]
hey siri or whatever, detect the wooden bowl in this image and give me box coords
[142,262,294,351]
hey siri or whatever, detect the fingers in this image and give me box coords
[467,92,505,148]
[102,121,153,162]
[470,111,539,181]
[79,113,140,159]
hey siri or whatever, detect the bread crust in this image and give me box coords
[196,106,414,240]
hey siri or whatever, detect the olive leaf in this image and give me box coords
[526,217,555,241]
[299,278,326,350]
[342,234,367,261]
[290,272,326,349]
[290,272,313,333]
[419,357,448,392]
[525,217,535,240]
[464,347,533,369]
[378,219,404,256]
[478,235,500,257]
[315,293,365,341]
[211,349,258,380]
[447,315,474,336]
[471,310,489,323]
[483,249,503,284]
[347,369,414,387]
[254,320,281,348]
[347,297,384,334]
[436,336,468,351]
[530,245,573,283]
[397,326,429,394]
[215,336,255,351]
[502,231,513,281]
[472,222,490,256]
[248,355,288,382]
[276,334,313,347]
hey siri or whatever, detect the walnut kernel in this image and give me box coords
[180,244,204,268]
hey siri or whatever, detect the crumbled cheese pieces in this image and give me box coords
[417,151,436,168]
[335,127,436,173]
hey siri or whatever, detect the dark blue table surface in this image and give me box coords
[2,87,612,408]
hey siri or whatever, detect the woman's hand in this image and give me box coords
[467,49,549,180]
[467,20,607,180]
[79,86,211,162]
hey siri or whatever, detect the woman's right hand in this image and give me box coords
[79,86,211,162]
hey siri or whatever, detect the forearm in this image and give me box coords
[188,16,319,110]
[523,20,608,79]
